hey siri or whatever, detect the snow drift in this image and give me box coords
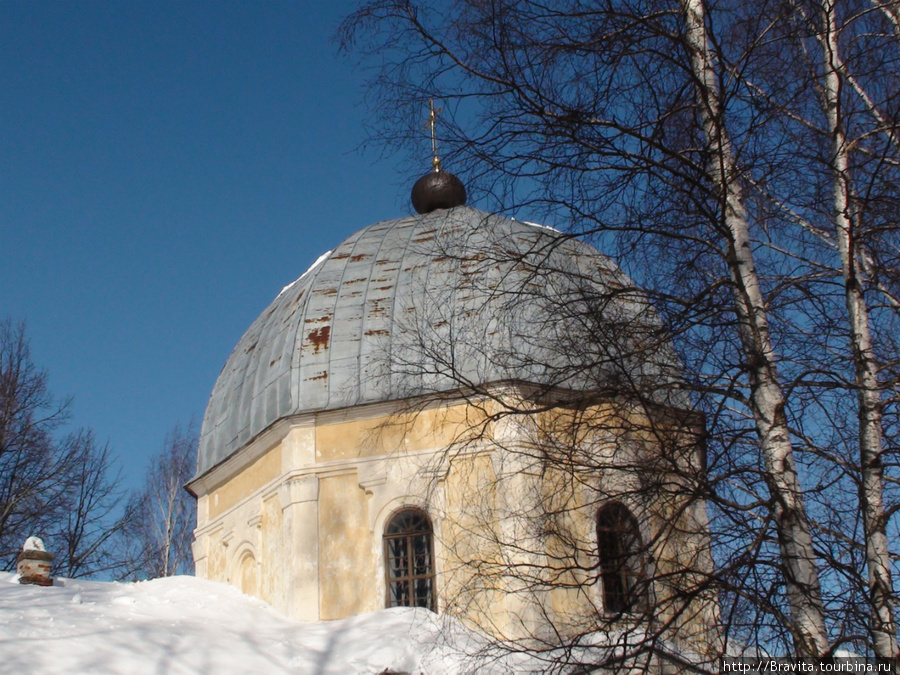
[0,572,503,674]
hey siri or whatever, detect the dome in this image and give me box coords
[197,206,674,476]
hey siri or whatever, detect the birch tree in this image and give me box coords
[121,422,197,578]
[720,0,900,661]
[679,0,829,656]
[817,0,898,661]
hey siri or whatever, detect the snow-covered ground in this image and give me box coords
[0,572,522,674]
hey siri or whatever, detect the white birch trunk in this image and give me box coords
[156,464,179,577]
[680,0,830,657]
[820,1,900,664]
[872,0,900,41]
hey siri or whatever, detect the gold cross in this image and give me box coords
[424,98,443,171]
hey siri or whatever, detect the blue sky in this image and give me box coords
[1,1,425,489]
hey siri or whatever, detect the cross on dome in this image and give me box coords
[411,98,467,214]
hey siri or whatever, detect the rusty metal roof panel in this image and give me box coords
[197,206,678,476]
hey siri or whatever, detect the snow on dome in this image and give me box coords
[279,249,333,297]
[197,205,676,477]
[522,220,562,233]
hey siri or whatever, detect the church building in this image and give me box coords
[187,161,718,657]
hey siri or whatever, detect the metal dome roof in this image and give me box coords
[197,206,674,476]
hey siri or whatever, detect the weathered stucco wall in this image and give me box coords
[191,395,717,652]
[208,443,282,519]
[260,492,283,606]
[314,404,484,462]
[439,452,508,634]
[317,471,374,619]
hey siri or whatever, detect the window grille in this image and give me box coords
[384,509,436,611]
[597,503,646,615]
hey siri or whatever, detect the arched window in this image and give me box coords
[384,508,436,611]
[597,503,646,615]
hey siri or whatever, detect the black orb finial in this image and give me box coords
[411,170,467,214]
[411,99,467,214]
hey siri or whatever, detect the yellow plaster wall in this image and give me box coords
[207,535,226,581]
[439,452,509,635]
[193,393,715,650]
[423,399,716,646]
[541,479,601,629]
[239,553,258,596]
[318,472,373,620]
[208,444,283,520]
[530,406,718,647]
[196,495,209,524]
[315,404,489,462]
[260,494,284,607]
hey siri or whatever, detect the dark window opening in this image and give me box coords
[384,509,436,611]
[597,503,646,615]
